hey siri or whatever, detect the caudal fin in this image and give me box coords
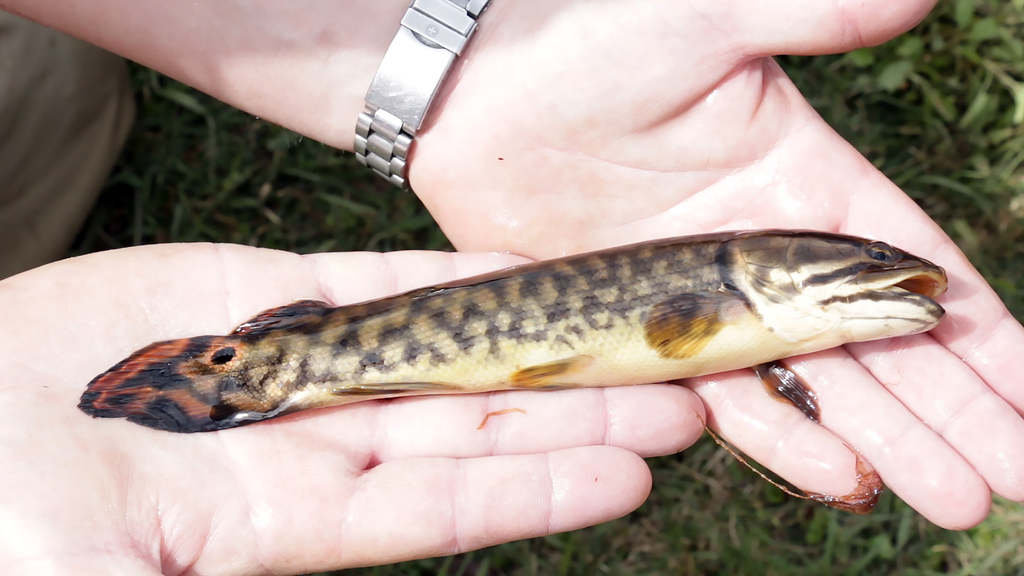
[78,336,256,433]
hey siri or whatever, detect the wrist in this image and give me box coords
[199,0,416,151]
[355,0,492,186]
[0,0,413,151]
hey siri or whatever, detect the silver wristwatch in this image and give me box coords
[355,0,491,188]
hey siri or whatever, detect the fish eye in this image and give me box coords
[211,347,236,365]
[865,242,896,263]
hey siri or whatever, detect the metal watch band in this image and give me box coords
[355,0,490,188]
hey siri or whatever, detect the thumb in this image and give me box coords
[729,0,937,56]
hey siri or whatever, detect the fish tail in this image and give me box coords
[78,336,252,433]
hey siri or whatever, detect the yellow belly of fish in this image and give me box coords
[303,308,807,404]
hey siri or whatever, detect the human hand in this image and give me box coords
[0,245,704,573]
[3,0,1018,533]
[407,0,1024,529]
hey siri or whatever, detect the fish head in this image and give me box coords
[729,231,947,344]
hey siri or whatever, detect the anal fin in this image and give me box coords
[510,355,593,390]
[753,361,820,423]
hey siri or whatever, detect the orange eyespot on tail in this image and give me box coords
[78,336,262,433]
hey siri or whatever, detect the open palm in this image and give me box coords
[3,0,1023,573]
[0,246,705,573]
[408,0,1024,530]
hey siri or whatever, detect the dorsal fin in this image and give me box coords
[232,300,331,336]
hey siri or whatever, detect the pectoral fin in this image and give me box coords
[510,356,594,390]
[643,292,744,359]
[233,300,331,336]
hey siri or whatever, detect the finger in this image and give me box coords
[203,444,651,572]
[835,151,1024,416]
[848,334,1024,502]
[750,120,1024,417]
[922,255,1024,414]
[690,370,865,498]
[686,124,1022,524]
[258,384,706,463]
[691,349,992,529]
[733,0,937,56]
[783,348,991,529]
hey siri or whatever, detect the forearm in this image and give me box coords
[0,0,410,149]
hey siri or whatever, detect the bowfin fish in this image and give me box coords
[78,230,947,433]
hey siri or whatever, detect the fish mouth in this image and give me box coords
[860,263,948,301]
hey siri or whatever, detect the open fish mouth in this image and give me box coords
[861,265,948,302]
[894,270,947,299]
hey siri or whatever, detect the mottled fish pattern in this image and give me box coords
[79,230,947,433]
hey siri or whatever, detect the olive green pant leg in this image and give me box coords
[0,12,135,278]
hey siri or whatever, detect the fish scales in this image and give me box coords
[78,230,948,433]
[279,240,722,395]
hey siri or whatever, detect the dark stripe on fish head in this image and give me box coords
[725,231,947,345]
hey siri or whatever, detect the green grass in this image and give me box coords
[72,71,450,257]
[75,0,1024,574]
[783,0,1024,316]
